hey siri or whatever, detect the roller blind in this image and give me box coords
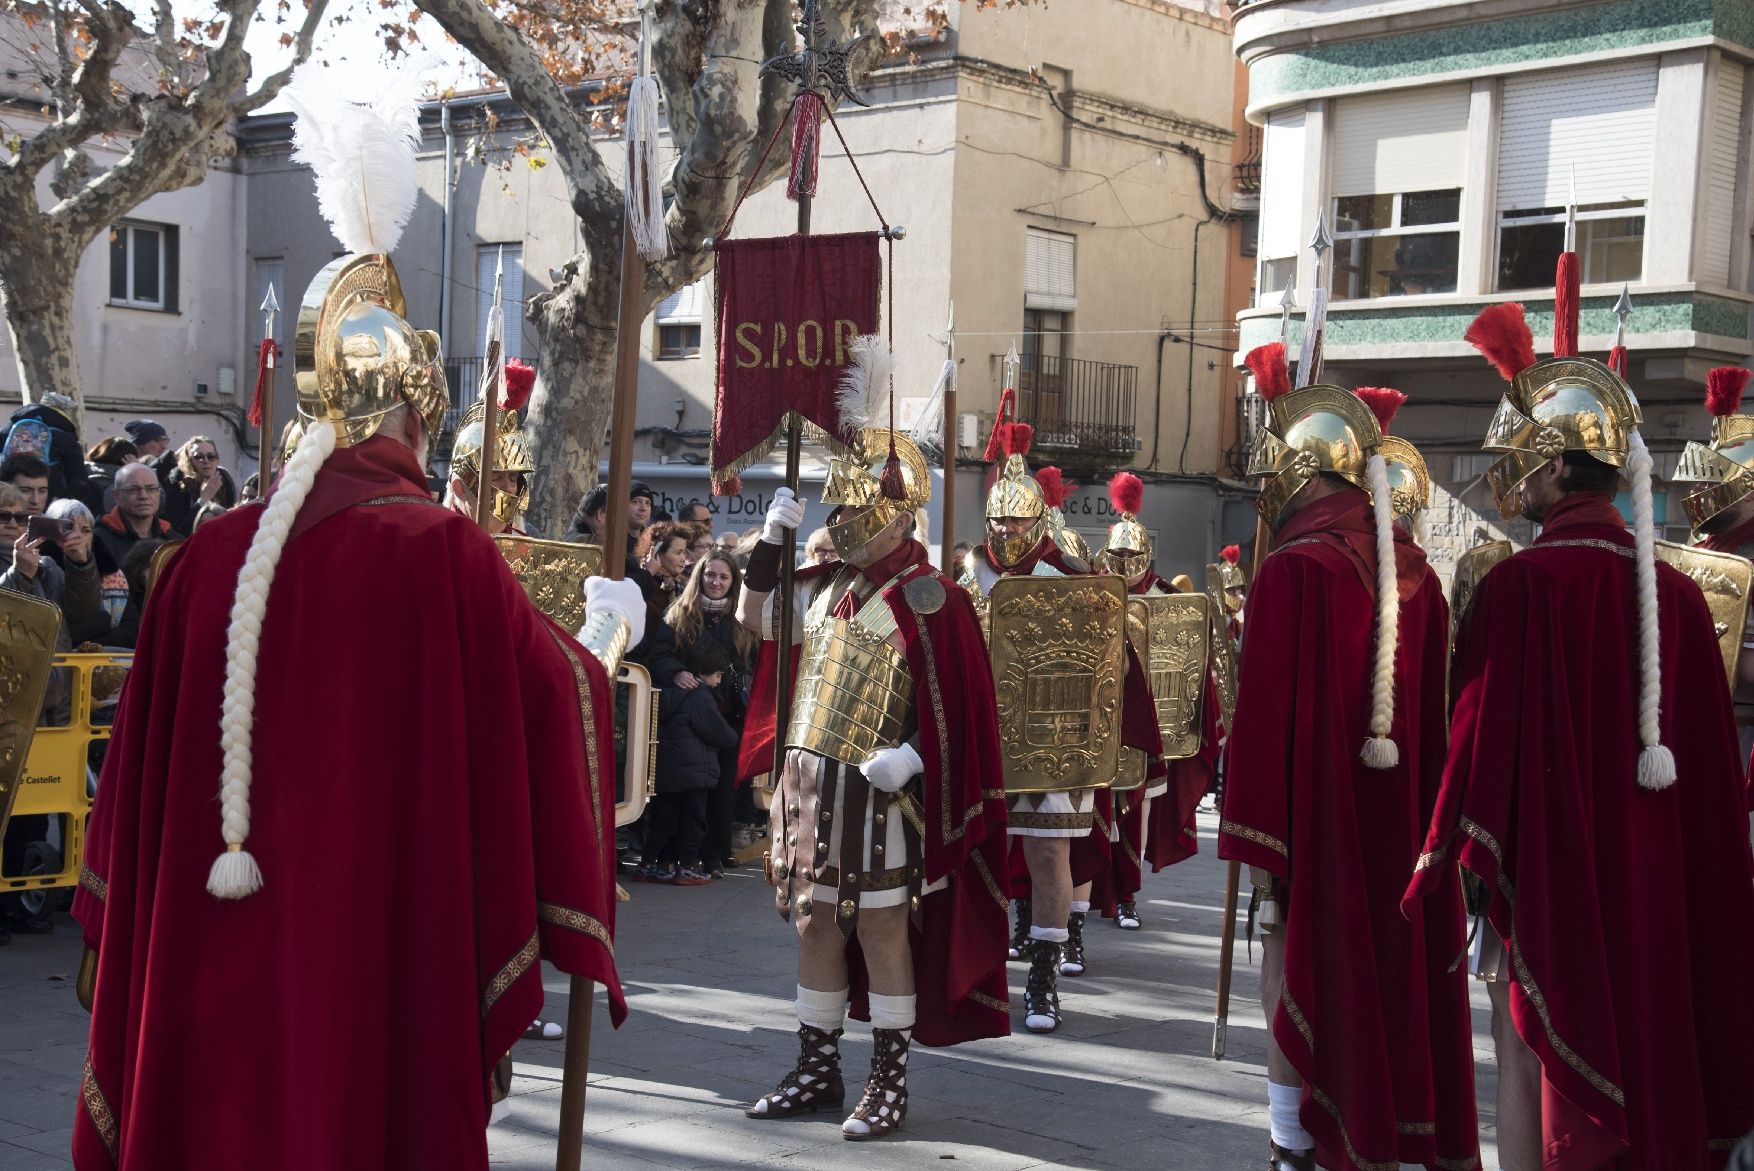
[657,280,703,323]
[1332,85,1469,197]
[1259,108,1306,258]
[476,244,525,361]
[1497,60,1657,211]
[1025,228,1077,312]
[1703,60,1745,286]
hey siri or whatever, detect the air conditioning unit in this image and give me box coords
[217,366,236,396]
[958,412,981,449]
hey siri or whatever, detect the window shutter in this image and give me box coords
[162,225,179,314]
[1332,86,1469,197]
[1025,229,1077,311]
[657,281,704,323]
[1703,60,1745,286]
[1259,108,1306,259]
[476,245,525,360]
[1497,60,1657,212]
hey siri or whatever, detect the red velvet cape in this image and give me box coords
[1405,491,1754,1170]
[741,542,1011,1047]
[71,439,624,1171]
[1219,489,1477,1171]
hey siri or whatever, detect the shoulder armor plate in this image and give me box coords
[902,575,946,615]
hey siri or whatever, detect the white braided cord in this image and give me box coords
[1361,454,1401,769]
[1627,432,1676,789]
[208,419,339,898]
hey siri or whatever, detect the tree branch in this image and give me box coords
[234,0,329,114]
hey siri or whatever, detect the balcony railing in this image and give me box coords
[440,355,537,446]
[1010,352,1138,460]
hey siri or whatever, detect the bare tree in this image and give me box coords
[0,0,327,416]
[408,0,926,531]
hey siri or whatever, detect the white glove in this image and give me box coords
[761,487,806,544]
[581,576,647,648]
[859,742,923,794]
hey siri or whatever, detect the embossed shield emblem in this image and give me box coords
[1655,540,1752,689]
[989,575,1127,794]
[494,535,603,631]
[0,592,62,845]
[1448,539,1513,647]
[1129,593,1213,761]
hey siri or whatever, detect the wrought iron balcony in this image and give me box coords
[1010,352,1139,461]
[441,355,537,434]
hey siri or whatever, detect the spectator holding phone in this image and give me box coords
[0,482,102,647]
[46,498,118,643]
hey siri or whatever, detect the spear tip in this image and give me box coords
[259,284,280,314]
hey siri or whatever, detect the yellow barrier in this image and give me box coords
[0,652,131,913]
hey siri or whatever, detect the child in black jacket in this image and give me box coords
[633,639,738,885]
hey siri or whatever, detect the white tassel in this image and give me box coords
[624,75,669,261]
[907,358,955,457]
[1361,453,1401,770]
[208,419,339,900]
[1627,431,1676,790]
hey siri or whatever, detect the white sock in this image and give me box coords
[1267,1081,1313,1152]
[868,992,917,1030]
[1030,924,1069,943]
[1070,900,1091,914]
[795,984,849,1032]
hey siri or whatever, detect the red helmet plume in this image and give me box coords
[1354,387,1407,434]
[1243,342,1291,401]
[1107,471,1143,517]
[1464,303,1537,383]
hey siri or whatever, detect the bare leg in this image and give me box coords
[1257,924,1301,1088]
[855,905,915,996]
[1071,881,1093,905]
[798,904,851,992]
[1489,979,1542,1171]
[1022,837,1072,929]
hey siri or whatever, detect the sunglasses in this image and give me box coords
[0,512,28,526]
[192,452,219,462]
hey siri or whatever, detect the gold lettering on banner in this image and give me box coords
[768,322,789,369]
[797,320,824,368]
[835,319,857,367]
[734,322,763,368]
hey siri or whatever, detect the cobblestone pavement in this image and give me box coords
[0,813,1500,1169]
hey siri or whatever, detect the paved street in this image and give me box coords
[2,813,1500,1169]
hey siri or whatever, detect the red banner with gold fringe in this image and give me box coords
[710,231,880,492]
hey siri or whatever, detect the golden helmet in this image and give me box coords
[1243,342,1381,525]
[1465,303,1640,519]
[1207,545,1246,612]
[451,402,537,527]
[1096,471,1152,584]
[294,254,450,448]
[1672,367,1754,530]
[1379,436,1432,524]
[821,428,931,559]
[983,418,1051,569]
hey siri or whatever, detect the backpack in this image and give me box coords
[2,418,58,470]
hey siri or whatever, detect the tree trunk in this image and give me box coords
[524,251,624,536]
[0,221,83,411]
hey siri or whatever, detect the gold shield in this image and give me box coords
[1202,571,1239,729]
[1129,593,1213,761]
[1449,540,1514,646]
[0,592,64,847]
[1656,541,1752,690]
[493,535,603,630]
[989,575,1127,793]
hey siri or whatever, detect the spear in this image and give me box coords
[1296,211,1332,388]
[939,301,957,570]
[1609,284,1632,377]
[257,284,280,482]
[475,247,504,531]
[1277,257,1297,355]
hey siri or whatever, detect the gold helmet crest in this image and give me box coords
[1672,367,1754,530]
[1096,471,1152,585]
[1241,343,1383,526]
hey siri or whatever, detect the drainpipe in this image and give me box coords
[1149,326,1170,470]
[1180,219,1201,475]
[439,98,455,363]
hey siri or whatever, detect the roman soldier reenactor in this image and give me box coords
[1220,344,1478,1171]
[446,359,537,534]
[739,422,1009,1140]
[963,412,1160,1033]
[1090,472,1219,931]
[1406,298,1754,1169]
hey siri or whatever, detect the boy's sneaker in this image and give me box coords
[630,862,668,883]
[671,866,715,887]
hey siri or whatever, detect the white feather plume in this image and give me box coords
[285,69,424,256]
[835,335,894,437]
[908,357,955,456]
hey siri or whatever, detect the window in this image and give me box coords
[655,281,703,359]
[1497,203,1645,290]
[1238,212,1259,259]
[108,222,179,311]
[1257,108,1306,298]
[1702,60,1745,287]
[1330,189,1461,299]
[476,244,525,361]
[1496,61,1655,291]
[1025,229,1077,312]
